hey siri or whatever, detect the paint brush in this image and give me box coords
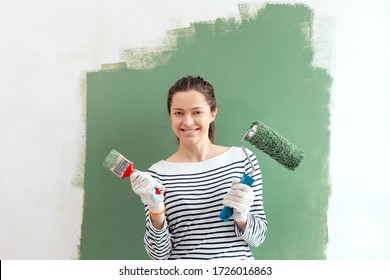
[103,150,164,204]
[103,149,134,178]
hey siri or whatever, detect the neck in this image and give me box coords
[177,140,214,162]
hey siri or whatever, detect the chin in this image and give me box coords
[178,137,197,144]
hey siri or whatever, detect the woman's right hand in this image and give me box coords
[130,170,165,214]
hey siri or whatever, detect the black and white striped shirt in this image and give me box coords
[145,146,267,260]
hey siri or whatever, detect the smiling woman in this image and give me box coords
[168,76,217,142]
[165,77,228,163]
[170,91,215,141]
[129,75,268,259]
[169,96,217,163]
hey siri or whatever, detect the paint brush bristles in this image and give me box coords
[245,121,304,170]
[103,149,134,178]
[103,149,122,170]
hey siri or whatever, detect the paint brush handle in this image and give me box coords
[121,162,134,178]
[218,174,255,222]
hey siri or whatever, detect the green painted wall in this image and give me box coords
[80,4,332,260]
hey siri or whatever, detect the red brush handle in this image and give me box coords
[121,162,134,178]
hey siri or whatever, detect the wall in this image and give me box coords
[0,0,389,260]
[80,4,331,259]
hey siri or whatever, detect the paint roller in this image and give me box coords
[218,121,305,222]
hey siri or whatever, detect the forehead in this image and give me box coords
[171,90,209,109]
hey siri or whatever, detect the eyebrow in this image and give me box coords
[172,106,205,111]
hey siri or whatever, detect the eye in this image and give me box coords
[173,111,183,116]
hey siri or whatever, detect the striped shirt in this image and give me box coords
[145,146,267,260]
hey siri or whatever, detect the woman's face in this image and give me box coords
[169,90,217,145]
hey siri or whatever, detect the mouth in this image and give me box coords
[180,128,199,132]
[180,128,200,136]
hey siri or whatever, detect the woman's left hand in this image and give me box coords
[223,179,255,222]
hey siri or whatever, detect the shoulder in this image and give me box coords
[229,146,255,158]
[212,146,257,164]
[212,145,230,157]
[147,160,166,174]
[146,160,171,181]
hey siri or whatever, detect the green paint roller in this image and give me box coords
[219,121,305,222]
[245,121,305,171]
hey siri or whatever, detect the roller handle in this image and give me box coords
[218,173,255,222]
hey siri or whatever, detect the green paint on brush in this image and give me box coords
[246,121,305,170]
[102,149,121,170]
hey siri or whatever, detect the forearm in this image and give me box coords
[236,220,248,233]
[150,211,166,230]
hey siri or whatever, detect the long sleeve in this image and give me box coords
[144,213,172,259]
[234,151,268,247]
[235,212,267,247]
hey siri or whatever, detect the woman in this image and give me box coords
[130,75,267,259]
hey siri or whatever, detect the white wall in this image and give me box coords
[0,0,389,259]
[326,0,390,259]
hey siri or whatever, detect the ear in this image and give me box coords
[210,107,218,122]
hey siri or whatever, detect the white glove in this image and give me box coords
[130,170,165,214]
[223,179,255,222]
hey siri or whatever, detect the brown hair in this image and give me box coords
[167,75,217,143]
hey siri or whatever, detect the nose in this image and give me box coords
[183,114,194,127]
